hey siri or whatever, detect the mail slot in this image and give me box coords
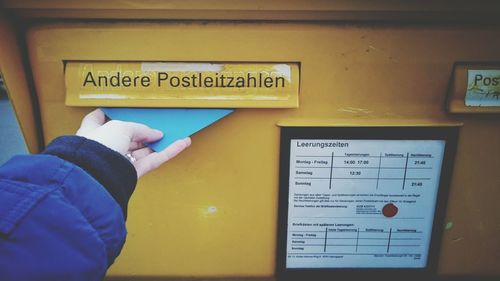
[1,1,500,280]
[65,61,299,108]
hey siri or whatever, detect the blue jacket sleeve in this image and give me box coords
[43,136,138,219]
[0,136,137,281]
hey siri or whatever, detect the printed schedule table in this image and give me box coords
[286,139,446,269]
[294,150,436,191]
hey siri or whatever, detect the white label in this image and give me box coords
[465,70,500,107]
[286,139,446,269]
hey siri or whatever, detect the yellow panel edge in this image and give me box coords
[276,118,464,127]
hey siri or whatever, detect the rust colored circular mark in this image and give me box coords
[382,203,398,218]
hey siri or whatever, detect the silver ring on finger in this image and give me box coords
[124,153,137,163]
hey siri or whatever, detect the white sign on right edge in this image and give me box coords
[286,139,446,269]
[466,70,500,107]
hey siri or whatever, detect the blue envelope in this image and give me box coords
[101,108,233,151]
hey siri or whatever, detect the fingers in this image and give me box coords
[76,109,106,136]
[77,112,166,157]
[158,137,192,163]
[79,111,163,145]
[76,110,191,178]
[120,122,164,144]
[129,141,145,151]
[134,137,191,178]
[131,147,153,159]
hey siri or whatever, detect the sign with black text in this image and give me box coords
[277,127,458,280]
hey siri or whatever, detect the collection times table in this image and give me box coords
[286,139,446,269]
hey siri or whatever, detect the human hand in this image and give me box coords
[76,109,191,178]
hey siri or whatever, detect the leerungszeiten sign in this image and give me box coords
[286,139,446,269]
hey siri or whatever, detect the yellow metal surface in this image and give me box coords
[0,13,40,153]
[3,0,500,22]
[24,22,500,279]
[65,61,299,108]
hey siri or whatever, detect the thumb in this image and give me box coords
[76,109,106,136]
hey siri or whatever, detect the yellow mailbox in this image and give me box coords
[0,1,499,280]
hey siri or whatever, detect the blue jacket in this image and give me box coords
[0,136,137,281]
